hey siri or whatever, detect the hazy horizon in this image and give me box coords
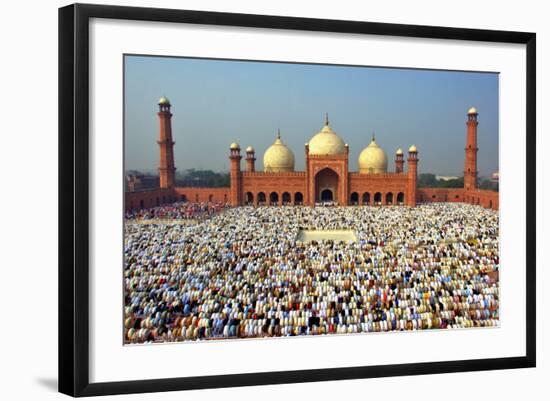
[125,56,499,176]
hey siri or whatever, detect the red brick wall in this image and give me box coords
[417,187,498,210]
[464,189,499,210]
[174,187,231,204]
[125,188,175,211]
[241,172,306,205]
[349,172,408,205]
[125,181,498,211]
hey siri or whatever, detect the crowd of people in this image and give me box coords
[125,201,227,221]
[123,202,499,343]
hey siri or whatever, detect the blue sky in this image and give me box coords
[124,55,499,176]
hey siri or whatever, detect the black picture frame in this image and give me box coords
[59,3,536,397]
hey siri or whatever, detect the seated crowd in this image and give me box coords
[124,202,499,343]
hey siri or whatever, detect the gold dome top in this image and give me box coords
[230,142,240,150]
[396,148,403,155]
[246,146,255,153]
[263,131,295,172]
[358,134,388,174]
[468,107,478,114]
[408,144,417,153]
[308,114,346,156]
[158,96,170,105]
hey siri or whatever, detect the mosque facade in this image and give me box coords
[125,98,499,211]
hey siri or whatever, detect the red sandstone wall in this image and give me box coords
[348,173,409,205]
[464,189,499,210]
[416,188,465,203]
[174,187,230,204]
[416,187,498,210]
[241,172,307,205]
[125,187,231,211]
[125,184,498,211]
[125,188,175,211]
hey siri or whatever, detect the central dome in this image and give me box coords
[358,135,388,174]
[263,131,295,172]
[308,115,346,156]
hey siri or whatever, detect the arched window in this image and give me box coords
[294,192,303,205]
[350,192,359,205]
[224,194,228,203]
[489,200,493,208]
[386,192,393,205]
[397,192,404,205]
[258,192,266,205]
[181,194,187,202]
[374,192,382,205]
[282,192,291,205]
[208,194,214,202]
[195,194,199,202]
[269,192,279,205]
[245,192,254,205]
[362,192,370,205]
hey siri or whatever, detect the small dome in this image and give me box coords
[396,148,403,155]
[263,132,295,172]
[246,146,254,153]
[308,116,346,156]
[158,96,170,105]
[230,142,240,150]
[358,136,388,174]
[408,144,417,153]
[468,107,478,114]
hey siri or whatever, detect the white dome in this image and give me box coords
[308,115,346,156]
[358,136,388,174]
[263,132,295,172]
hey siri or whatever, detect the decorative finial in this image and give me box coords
[372,131,375,141]
[277,128,281,139]
[325,112,329,126]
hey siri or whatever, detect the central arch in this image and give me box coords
[315,167,339,204]
[321,189,334,202]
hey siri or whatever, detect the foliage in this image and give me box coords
[176,169,230,187]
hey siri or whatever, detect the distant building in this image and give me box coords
[491,172,499,182]
[436,175,459,182]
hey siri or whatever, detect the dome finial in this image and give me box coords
[325,112,329,126]
[277,128,281,140]
[372,131,376,142]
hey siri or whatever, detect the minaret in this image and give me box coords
[464,107,479,191]
[245,146,256,172]
[229,142,242,206]
[395,148,404,173]
[157,96,176,189]
[407,145,418,207]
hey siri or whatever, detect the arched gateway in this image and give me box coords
[315,168,339,204]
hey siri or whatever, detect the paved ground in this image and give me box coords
[296,229,357,242]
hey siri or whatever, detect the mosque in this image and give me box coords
[125,97,499,210]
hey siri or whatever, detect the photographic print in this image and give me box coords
[123,55,499,345]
